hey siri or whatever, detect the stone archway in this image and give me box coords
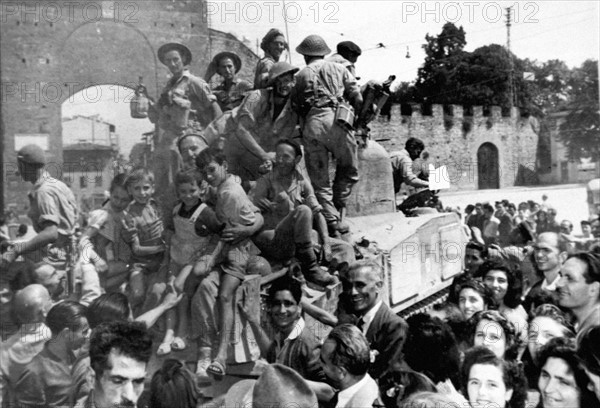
[477,142,499,189]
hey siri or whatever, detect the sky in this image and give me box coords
[62,1,600,156]
[210,0,599,83]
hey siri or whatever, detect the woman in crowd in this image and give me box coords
[537,337,600,408]
[479,259,528,348]
[524,304,575,387]
[404,313,461,388]
[536,210,550,235]
[254,28,288,88]
[456,279,497,320]
[576,326,600,402]
[470,310,520,361]
[461,346,528,408]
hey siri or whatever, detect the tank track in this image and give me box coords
[397,287,449,319]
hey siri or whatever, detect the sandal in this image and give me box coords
[206,359,226,379]
[171,337,187,351]
[156,342,172,356]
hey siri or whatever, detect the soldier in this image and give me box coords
[327,41,362,78]
[254,28,288,89]
[148,42,222,213]
[2,146,78,287]
[225,61,300,183]
[205,51,253,112]
[293,35,363,237]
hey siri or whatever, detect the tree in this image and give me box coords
[415,22,467,104]
[559,59,600,159]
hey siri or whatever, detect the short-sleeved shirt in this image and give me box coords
[251,169,322,230]
[27,173,78,236]
[213,78,253,112]
[234,88,298,153]
[390,149,421,189]
[326,53,357,77]
[158,70,216,129]
[254,56,276,89]
[293,59,360,117]
[266,318,324,382]
[87,203,132,263]
[209,175,257,227]
[124,199,164,261]
[14,345,77,406]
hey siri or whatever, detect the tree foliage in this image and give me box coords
[558,59,600,159]
[393,23,598,160]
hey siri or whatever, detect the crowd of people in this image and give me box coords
[1,28,600,408]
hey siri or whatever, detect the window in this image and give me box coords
[80,176,87,188]
[95,176,103,185]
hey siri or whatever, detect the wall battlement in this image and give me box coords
[370,103,539,190]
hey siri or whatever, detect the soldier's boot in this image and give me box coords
[296,242,338,289]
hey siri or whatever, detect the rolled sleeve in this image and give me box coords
[34,190,62,228]
[301,179,322,213]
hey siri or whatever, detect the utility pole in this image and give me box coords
[506,6,515,108]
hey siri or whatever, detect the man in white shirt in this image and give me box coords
[556,252,600,343]
[523,232,568,312]
[319,324,379,408]
[338,259,408,377]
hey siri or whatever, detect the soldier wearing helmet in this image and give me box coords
[292,35,363,237]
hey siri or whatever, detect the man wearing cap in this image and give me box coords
[327,41,362,78]
[206,51,253,112]
[150,42,222,134]
[148,43,222,213]
[293,35,363,236]
[225,61,300,182]
[1,146,78,278]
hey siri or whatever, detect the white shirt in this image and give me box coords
[541,273,561,291]
[359,300,383,335]
[282,317,305,342]
[336,374,379,408]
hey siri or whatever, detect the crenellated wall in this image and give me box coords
[370,104,540,190]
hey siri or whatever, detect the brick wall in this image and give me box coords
[1,0,258,213]
[370,104,539,190]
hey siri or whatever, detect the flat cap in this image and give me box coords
[337,41,362,56]
[17,144,46,165]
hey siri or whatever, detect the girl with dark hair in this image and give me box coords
[469,310,521,361]
[461,346,528,408]
[149,359,200,408]
[479,259,528,353]
[524,304,575,387]
[576,326,600,401]
[537,337,600,408]
[404,313,461,388]
[456,279,497,320]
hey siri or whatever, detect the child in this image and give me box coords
[195,147,260,378]
[158,171,220,356]
[78,174,133,293]
[122,168,169,316]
